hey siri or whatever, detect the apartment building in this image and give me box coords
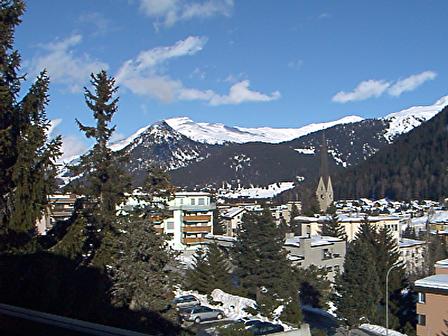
[221,207,247,237]
[283,234,346,282]
[399,238,426,275]
[295,214,401,242]
[36,194,78,234]
[159,192,216,251]
[415,259,448,336]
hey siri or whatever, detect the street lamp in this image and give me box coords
[385,263,400,336]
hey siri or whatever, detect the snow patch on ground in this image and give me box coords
[218,182,295,199]
[294,148,315,155]
[175,289,293,330]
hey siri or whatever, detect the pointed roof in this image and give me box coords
[319,132,330,187]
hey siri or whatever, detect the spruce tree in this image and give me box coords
[0,1,62,250]
[289,203,300,235]
[232,208,300,319]
[70,70,130,266]
[110,216,178,332]
[185,243,232,295]
[321,214,346,240]
[185,247,212,294]
[334,239,380,326]
[294,265,331,309]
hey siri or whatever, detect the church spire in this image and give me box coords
[316,132,333,213]
[319,132,330,188]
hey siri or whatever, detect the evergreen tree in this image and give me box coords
[289,203,300,235]
[278,217,290,238]
[320,214,346,240]
[0,1,62,251]
[294,265,331,309]
[334,239,380,326]
[185,243,232,295]
[110,216,178,331]
[232,209,300,320]
[70,70,130,266]
[374,226,404,328]
[185,247,212,294]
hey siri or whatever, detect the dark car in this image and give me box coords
[173,295,200,309]
[246,321,285,335]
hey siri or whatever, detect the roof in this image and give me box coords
[399,238,426,248]
[222,207,246,219]
[436,259,448,269]
[415,274,448,291]
[284,235,343,248]
[175,191,212,197]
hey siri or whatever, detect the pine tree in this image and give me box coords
[185,247,213,294]
[70,70,130,266]
[110,216,178,332]
[334,239,380,326]
[374,226,404,328]
[0,0,25,234]
[232,208,299,319]
[289,203,300,234]
[185,243,232,295]
[294,265,331,309]
[0,1,62,251]
[321,214,346,240]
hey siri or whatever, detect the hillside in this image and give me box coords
[334,105,448,200]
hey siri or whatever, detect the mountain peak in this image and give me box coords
[165,115,364,145]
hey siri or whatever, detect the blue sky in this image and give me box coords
[16,0,448,159]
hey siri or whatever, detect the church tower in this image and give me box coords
[316,133,333,213]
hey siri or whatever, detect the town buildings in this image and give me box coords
[415,259,448,336]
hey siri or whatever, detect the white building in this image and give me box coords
[221,207,247,237]
[160,192,216,251]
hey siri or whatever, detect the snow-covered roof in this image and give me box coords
[415,274,448,291]
[221,207,246,219]
[436,259,448,269]
[204,234,237,242]
[399,238,426,248]
[284,235,343,248]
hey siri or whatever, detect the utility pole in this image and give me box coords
[385,263,399,336]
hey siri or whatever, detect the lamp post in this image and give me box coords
[385,263,399,336]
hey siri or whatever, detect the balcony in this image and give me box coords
[183,215,211,223]
[182,225,211,233]
[183,237,205,245]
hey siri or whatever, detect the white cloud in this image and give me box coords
[139,0,234,28]
[29,34,108,92]
[117,37,280,106]
[388,71,437,97]
[181,80,280,106]
[48,118,62,138]
[116,36,205,102]
[332,79,390,103]
[59,135,88,163]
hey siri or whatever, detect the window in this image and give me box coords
[326,266,333,272]
[198,198,205,205]
[418,292,426,304]
[191,198,196,205]
[322,249,332,260]
[166,221,174,230]
[334,265,340,273]
[179,198,184,205]
[417,314,426,326]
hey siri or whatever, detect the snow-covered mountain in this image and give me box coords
[382,95,448,142]
[63,95,448,189]
[165,115,364,144]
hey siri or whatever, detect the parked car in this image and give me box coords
[179,305,225,324]
[246,321,284,335]
[173,295,200,309]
